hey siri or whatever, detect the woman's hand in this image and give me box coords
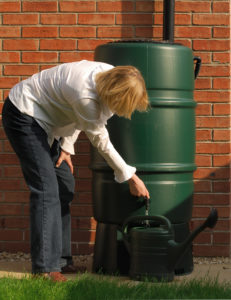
[56,150,74,174]
[128,174,150,199]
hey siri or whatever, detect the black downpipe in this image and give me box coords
[163,0,175,42]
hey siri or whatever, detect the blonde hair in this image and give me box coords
[95,65,148,119]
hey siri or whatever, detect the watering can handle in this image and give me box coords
[194,56,201,79]
[122,215,172,235]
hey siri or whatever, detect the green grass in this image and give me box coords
[0,273,230,300]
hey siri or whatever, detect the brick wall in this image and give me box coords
[0,0,230,256]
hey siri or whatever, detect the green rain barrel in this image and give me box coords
[91,41,198,225]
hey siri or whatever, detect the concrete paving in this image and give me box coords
[0,261,230,284]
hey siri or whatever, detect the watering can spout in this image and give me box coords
[168,208,218,271]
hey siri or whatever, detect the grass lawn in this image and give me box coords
[0,273,230,300]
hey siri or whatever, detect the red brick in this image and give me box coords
[213,53,230,63]
[195,104,212,116]
[77,168,92,179]
[71,205,93,217]
[98,1,134,12]
[78,39,112,51]
[194,232,211,244]
[39,65,57,71]
[213,27,230,38]
[0,2,21,12]
[195,78,212,90]
[3,166,23,177]
[196,142,230,154]
[193,40,230,51]
[194,91,230,102]
[22,27,58,38]
[213,130,230,141]
[97,26,133,38]
[0,179,21,190]
[195,155,212,167]
[194,167,229,179]
[60,27,96,38]
[213,1,230,13]
[199,66,230,77]
[210,219,231,231]
[155,14,191,25]
[3,39,39,51]
[0,27,20,37]
[3,14,39,25]
[177,40,192,48]
[75,243,94,255]
[0,204,22,216]
[22,52,58,63]
[196,130,212,141]
[175,1,211,13]
[196,116,229,128]
[213,104,230,115]
[175,27,211,38]
[59,52,94,63]
[0,229,23,241]
[213,155,230,167]
[0,242,30,253]
[193,193,229,205]
[213,232,230,245]
[41,14,76,25]
[193,52,211,64]
[4,65,38,76]
[77,142,91,153]
[213,168,230,179]
[60,1,95,12]
[192,206,211,218]
[23,1,57,12]
[136,1,154,12]
[73,217,96,230]
[2,140,14,152]
[40,39,76,50]
[72,230,95,243]
[75,180,92,192]
[117,14,153,25]
[213,181,230,193]
[0,77,19,88]
[79,14,115,25]
[136,27,156,38]
[193,14,229,25]
[193,245,229,257]
[4,217,30,229]
[4,191,30,203]
[213,79,230,90]
[194,180,211,192]
[76,193,92,204]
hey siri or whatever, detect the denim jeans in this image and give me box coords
[2,98,75,273]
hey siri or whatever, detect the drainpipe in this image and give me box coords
[163,0,175,43]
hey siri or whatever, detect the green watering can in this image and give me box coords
[122,208,218,282]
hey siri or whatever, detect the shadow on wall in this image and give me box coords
[191,163,231,257]
[119,0,156,41]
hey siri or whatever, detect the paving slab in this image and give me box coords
[0,261,230,284]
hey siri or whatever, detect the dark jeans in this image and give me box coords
[2,97,75,273]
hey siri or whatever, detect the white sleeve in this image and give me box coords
[60,129,81,155]
[56,123,81,155]
[73,98,136,183]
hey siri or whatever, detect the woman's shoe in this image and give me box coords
[61,264,86,274]
[33,272,67,282]
[47,272,67,282]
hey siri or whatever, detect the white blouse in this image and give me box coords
[9,60,136,183]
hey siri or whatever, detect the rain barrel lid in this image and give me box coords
[108,39,181,46]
